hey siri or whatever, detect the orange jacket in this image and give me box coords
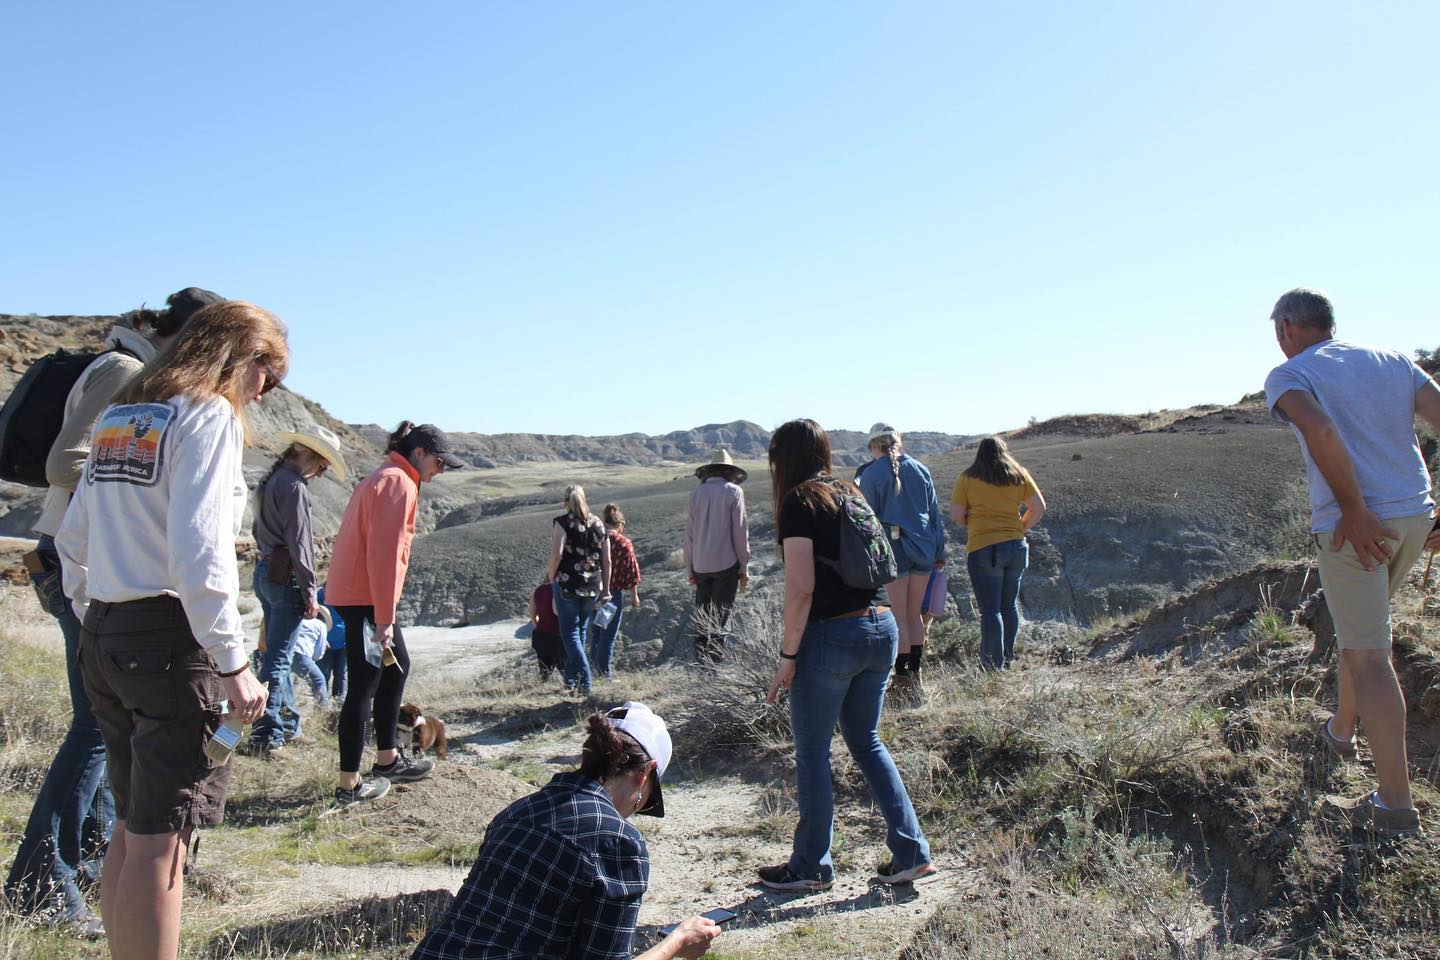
[324,452,419,625]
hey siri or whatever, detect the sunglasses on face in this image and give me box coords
[257,356,283,396]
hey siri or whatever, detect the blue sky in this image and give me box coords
[2,2,1436,437]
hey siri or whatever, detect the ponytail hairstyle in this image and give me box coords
[578,712,651,782]
[964,436,1027,487]
[565,484,593,524]
[123,301,289,442]
[387,421,420,458]
[603,503,625,530]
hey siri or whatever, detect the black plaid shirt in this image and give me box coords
[412,773,650,960]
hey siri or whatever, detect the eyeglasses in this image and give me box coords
[257,356,283,396]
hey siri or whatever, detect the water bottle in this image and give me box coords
[204,699,245,765]
[593,602,617,630]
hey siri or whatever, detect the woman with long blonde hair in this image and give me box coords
[57,301,287,960]
[950,436,1046,670]
[548,484,612,695]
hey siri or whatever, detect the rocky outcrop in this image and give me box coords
[0,312,380,539]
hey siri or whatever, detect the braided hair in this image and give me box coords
[870,434,903,495]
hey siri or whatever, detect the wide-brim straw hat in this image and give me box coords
[314,605,333,631]
[276,424,348,482]
[695,448,746,484]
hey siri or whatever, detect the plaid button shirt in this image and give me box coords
[411,773,649,960]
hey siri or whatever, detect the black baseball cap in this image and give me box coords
[166,287,224,324]
[408,424,465,469]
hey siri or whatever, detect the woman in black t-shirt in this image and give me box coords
[758,419,936,892]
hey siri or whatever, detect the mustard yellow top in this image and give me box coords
[952,467,1041,553]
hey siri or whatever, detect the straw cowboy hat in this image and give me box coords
[695,448,746,484]
[276,424,348,482]
[313,605,333,631]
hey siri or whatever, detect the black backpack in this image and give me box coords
[815,479,899,590]
[0,346,137,488]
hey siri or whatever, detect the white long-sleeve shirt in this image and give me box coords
[57,392,249,673]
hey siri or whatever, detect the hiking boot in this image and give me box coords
[875,859,939,885]
[1322,792,1422,838]
[757,863,832,892]
[1316,713,1357,761]
[370,748,434,784]
[335,776,391,807]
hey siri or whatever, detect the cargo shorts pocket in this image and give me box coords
[105,643,177,720]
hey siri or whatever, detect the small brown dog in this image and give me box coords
[397,703,448,759]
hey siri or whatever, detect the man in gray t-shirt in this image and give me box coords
[1264,287,1440,837]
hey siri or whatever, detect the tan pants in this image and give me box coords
[1314,512,1434,650]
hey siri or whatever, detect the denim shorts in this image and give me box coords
[891,538,933,577]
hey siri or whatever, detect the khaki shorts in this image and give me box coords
[80,596,233,835]
[1314,512,1434,651]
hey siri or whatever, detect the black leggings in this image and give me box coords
[336,606,411,774]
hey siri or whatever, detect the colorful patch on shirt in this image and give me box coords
[88,402,175,486]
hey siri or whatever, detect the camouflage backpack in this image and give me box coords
[815,478,899,590]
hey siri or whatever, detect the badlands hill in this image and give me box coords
[0,309,1316,657]
[400,401,1310,657]
[354,420,971,468]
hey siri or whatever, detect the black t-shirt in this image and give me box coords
[778,486,887,622]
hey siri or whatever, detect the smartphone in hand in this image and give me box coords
[660,908,737,936]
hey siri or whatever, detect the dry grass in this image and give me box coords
[6,568,1440,958]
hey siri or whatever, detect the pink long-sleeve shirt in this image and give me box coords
[684,477,750,575]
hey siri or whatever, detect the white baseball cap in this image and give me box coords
[607,701,672,817]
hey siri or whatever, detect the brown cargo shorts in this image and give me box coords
[79,596,234,835]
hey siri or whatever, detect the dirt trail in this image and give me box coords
[403,619,533,677]
[312,624,978,957]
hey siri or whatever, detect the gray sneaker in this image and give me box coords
[1323,792,1422,838]
[1316,712,1358,761]
[335,776,391,807]
[370,748,434,784]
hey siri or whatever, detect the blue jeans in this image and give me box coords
[787,609,931,883]
[292,652,328,708]
[967,539,1028,670]
[3,536,114,921]
[319,646,347,702]
[554,589,598,692]
[587,588,625,680]
[252,560,304,747]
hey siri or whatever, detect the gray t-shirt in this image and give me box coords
[1264,339,1435,532]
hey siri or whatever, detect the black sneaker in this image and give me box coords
[875,859,938,885]
[757,863,833,891]
[335,776,391,807]
[370,748,434,784]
